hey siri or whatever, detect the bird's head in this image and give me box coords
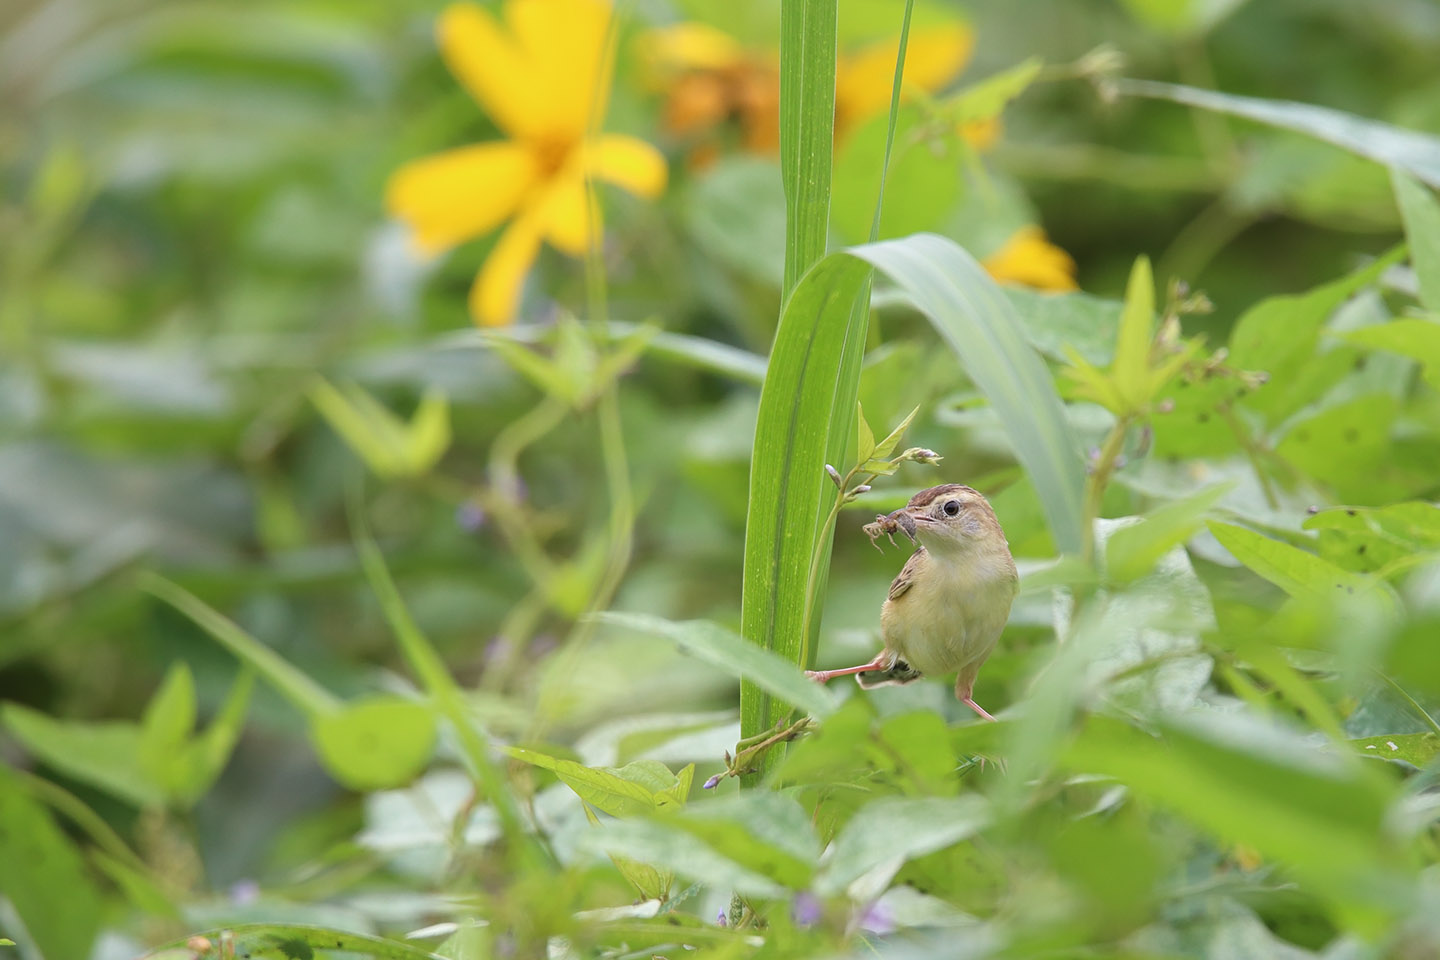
[883,483,1004,554]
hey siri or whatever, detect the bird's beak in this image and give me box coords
[885,506,919,540]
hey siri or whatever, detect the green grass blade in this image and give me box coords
[348,498,545,869]
[853,234,1086,554]
[740,255,871,760]
[1116,79,1440,189]
[779,0,838,295]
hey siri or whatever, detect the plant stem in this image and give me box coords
[799,466,876,669]
[1081,417,1131,564]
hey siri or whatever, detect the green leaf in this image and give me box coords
[780,0,837,294]
[585,804,672,901]
[1005,286,1122,366]
[1207,521,1373,601]
[817,795,990,895]
[139,662,197,788]
[310,697,437,791]
[1393,172,1440,313]
[182,668,255,805]
[869,403,921,462]
[506,746,665,818]
[484,334,572,400]
[1351,732,1440,768]
[940,57,1044,126]
[1274,394,1397,502]
[1111,255,1156,411]
[1064,712,1409,933]
[853,234,1086,554]
[1228,250,1401,426]
[1116,80,1440,189]
[2,704,160,807]
[0,770,102,960]
[1304,502,1440,574]
[664,792,819,890]
[598,612,839,719]
[308,380,450,479]
[1106,484,1234,583]
[582,818,789,898]
[144,925,445,960]
[1341,319,1440,391]
[856,401,876,464]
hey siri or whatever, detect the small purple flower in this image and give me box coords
[455,501,487,533]
[856,900,893,935]
[716,910,727,927]
[229,879,260,905]
[791,891,822,929]
[703,774,722,790]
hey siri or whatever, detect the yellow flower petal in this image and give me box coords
[439,0,612,144]
[386,142,539,253]
[536,175,592,256]
[982,226,1079,292]
[637,23,744,75]
[506,0,614,142]
[835,23,973,128]
[531,135,668,255]
[580,134,668,198]
[471,211,545,326]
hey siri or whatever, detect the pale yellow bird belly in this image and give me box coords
[880,550,1016,678]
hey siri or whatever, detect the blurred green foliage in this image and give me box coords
[5,0,1440,958]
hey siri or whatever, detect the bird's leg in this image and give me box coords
[962,698,996,722]
[955,671,997,722]
[806,652,889,684]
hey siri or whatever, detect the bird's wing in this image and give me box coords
[887,547,926,601]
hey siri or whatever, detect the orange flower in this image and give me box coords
[640,18,977,158]
[981,226,1079,291]
[386,0,667,326]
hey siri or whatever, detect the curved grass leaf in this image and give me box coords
[854,234,1086,554]
[740,253,872,745]
[1116,79,1440,189]
[597,612,839,719]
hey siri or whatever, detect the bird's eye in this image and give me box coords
[943,500,961,517]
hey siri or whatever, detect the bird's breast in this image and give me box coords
[881,547,1016,677]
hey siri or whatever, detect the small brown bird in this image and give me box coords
[806,484,1018,721]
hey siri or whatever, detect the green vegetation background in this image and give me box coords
[4,0,1440,958]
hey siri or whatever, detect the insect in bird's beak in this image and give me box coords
[886,507,919,539]
[863,506,920,551]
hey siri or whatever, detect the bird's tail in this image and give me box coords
[856,658,924,688]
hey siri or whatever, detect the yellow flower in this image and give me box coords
[386,0,667,326]
[833,24,974,139]
[981,226,1079,291]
